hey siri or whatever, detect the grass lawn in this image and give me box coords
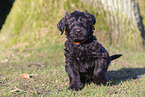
[0,0,145,96]
[0,42,145,97]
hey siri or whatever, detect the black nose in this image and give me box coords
[75,29,81,32]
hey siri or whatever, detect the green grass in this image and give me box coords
[0,0,145,96]
[0,43,145,96]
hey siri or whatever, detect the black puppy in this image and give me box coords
[57,10,122,91]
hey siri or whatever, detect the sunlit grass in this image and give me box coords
[0,0,145,96]
[0,43,145,96]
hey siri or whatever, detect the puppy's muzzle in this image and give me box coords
[74,26,82,33]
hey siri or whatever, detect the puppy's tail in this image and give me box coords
[110,54,122,61]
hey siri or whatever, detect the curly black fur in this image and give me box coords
[57,10,122,91]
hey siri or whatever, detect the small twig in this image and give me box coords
[8,50,20,61]
[32,63,45,68]
[9,87,23,93]
[29,89,38,95]
[26,62,45,68]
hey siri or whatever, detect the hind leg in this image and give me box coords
[92,59,107,85]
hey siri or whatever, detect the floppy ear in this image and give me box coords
[57,12,70,35]
[84,10,96,30]
[57,17,66,35]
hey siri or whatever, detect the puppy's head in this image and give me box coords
[57,10,96,42]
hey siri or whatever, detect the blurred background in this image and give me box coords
[0,0,145,51]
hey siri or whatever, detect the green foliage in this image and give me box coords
[0,0,110,50]
[0,0,65,49]
[2,0,144,50]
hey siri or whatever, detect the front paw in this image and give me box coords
[68,83,84,91]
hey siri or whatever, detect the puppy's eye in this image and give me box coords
[80,18,87,24]
[80,18,83,21]
[70,19,74,23]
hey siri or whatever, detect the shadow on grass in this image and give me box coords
[107,68,145,85]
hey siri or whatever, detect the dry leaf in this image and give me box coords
[65,82,69,86]
[60,82,69,87]
[21,73,30,79]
